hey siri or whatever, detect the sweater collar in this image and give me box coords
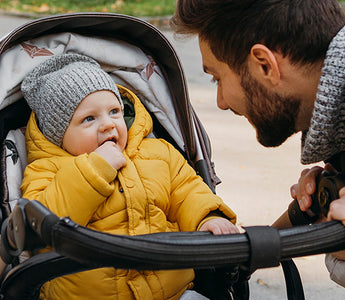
[301,25,345,164]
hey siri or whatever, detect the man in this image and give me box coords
[171,0,345,287]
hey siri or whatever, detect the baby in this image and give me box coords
[20,53,238,300]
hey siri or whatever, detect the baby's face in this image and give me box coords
[62,90,127,156]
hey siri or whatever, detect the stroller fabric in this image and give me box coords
[0,32,184,151]
[4,128,27,211]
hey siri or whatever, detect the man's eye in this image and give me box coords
[83,116,94,123]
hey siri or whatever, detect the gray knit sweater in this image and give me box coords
[301,25,345,165]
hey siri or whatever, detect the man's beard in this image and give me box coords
[240,66,301,147]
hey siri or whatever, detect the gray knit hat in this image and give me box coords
[21,53,123,147]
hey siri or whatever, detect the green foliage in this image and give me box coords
[0,0,176,17]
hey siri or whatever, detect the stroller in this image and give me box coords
[0,12,344,300]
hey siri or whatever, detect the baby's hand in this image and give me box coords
[94,141,127,170]
[199,218,239,235]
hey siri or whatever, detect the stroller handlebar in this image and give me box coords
[1,198,345,271]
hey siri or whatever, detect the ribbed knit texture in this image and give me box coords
[21,53,123,147]
[301,26,345,164]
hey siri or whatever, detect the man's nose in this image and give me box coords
[216,89,226,109]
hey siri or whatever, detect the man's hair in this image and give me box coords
[171,0,345,72]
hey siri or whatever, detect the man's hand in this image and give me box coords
[290,163,336,211]
[94,141,127,170]
[199,218,239,235]
[327,189,345,226]
[273,164,329,228]
[290,165,323,211]
[292,165,345,260]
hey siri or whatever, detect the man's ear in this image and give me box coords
[248,44,280,86]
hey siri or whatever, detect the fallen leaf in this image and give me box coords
[257,278,269,287]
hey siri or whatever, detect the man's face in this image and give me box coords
[199,39,301,147]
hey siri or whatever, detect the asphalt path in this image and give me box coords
[1,12,345,300]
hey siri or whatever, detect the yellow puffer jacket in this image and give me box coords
[21,85,237,300]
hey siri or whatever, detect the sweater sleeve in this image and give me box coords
[164,142,237,231]
[21,152,117,226]
[325,253,345,287]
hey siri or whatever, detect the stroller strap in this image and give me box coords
[244,226,280,272]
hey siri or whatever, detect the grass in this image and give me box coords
[0,0,176,17]
[2,1,344,18]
